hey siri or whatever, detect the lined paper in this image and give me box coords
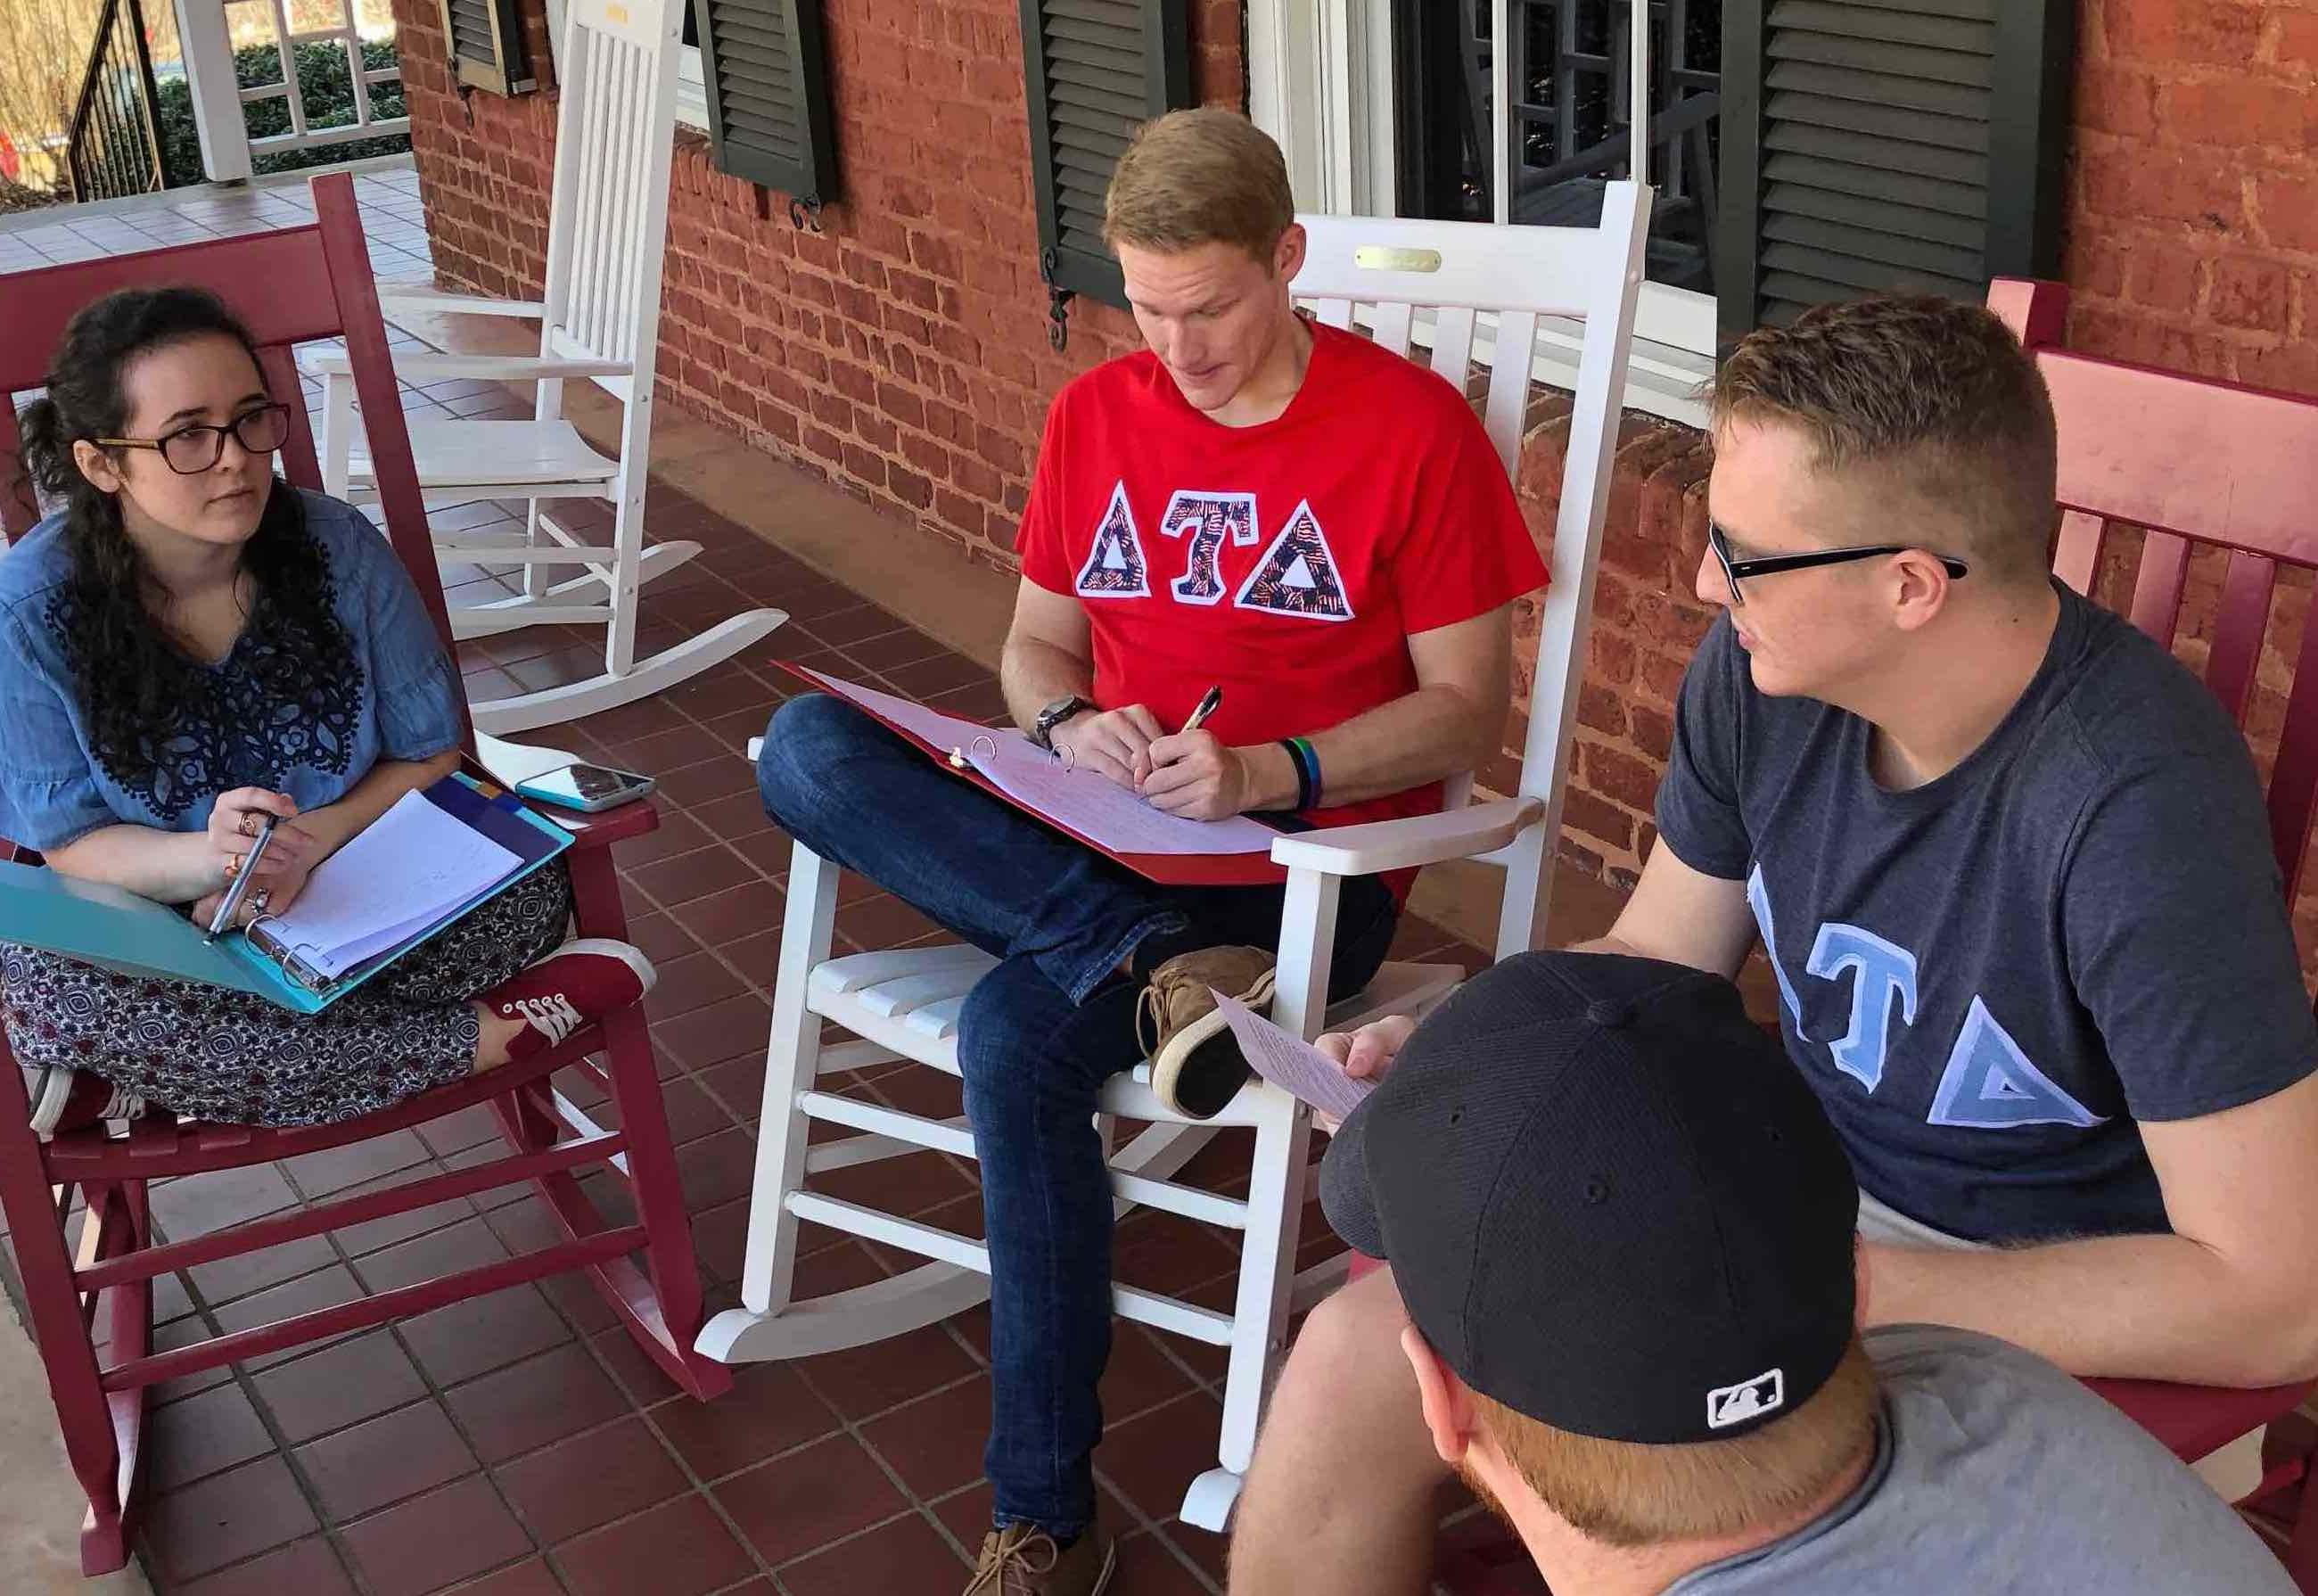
[262,790,520,977]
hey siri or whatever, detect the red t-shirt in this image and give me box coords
[1016,319,1547,842]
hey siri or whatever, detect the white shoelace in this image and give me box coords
[510,993,586,1047]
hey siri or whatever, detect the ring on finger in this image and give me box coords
[239,811,260,839]
[250,888,271,918]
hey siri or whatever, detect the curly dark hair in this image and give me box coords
[12,286,358,794]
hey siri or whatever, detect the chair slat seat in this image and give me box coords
[349,415,621,489]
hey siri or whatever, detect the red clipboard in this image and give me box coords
[775,661,1289,887]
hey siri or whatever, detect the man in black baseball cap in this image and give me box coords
[1280,951,2293,1595]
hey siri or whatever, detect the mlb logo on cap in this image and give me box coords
[1707,1368,1787,1431]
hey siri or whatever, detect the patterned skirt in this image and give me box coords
[1,861,572,1128]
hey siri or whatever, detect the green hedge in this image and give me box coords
[157,38,409,185]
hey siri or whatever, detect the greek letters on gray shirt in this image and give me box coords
[1657,586,2317,1241]
[1673,1326,2295,1595]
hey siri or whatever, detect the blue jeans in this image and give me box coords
[756,695,1399,1536]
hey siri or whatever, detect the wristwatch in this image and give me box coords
[1031,694,1096,752]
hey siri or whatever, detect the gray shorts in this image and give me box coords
[1855,1189,1985,1251]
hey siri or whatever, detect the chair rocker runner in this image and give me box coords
[695,187,1654,1531]
[310,0,783,735]
[0,173,731,1576]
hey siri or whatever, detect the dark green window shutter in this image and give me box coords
[699,0,838,208]
[440,0,533,96]
[1717,0,2072,340]
[1020,0,1194,349]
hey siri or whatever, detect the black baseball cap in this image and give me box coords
[1320,950,1858,1444]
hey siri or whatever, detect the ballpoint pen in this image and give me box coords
[1181,685,1223,735]
[204,814,278,942]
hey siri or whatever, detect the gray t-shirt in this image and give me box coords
[1658,585,2317,1241]
[1673,1325,2294,1594]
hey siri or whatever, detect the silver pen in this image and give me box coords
[204,814,278,942]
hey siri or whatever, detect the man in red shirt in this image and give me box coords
[754,108,1543,1596]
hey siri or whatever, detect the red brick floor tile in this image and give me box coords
[340,1475,536,1596]
[646,1359,839,1483]
[185,1232,340,1309]
[595,720,724,774]
[172,1533,358,1596]
[209,1261,368,1370]
[584,1325,685,1408]
[659,662,786,725]
[444,1342,636,1465]
[651,753,759,810]
[1101,1327,1202,1426]
[671,1126,760,1211]
[296,1399,481,1524]
[1091,1391,1229,1527]
[713,1430,909,1565]
[842,627,954,673]
[641,949,752,1023]
[666,877,785,949]
[793,1318,980,1421]
[149,1164,300,1239]
[416,1102,514,1159]
[144,1457,320,1585]
[1114,1529,1223,1594]
[793,603,906,649]
[550,1492,756,1596]
[575,695,692,746]
[926,1480,998,1554]
[602,807,712,868]
[651,992,775,1073]
[621,911,703,965]
[858,1374,992,1499]
[683,1196,753,1284]
[833,891,945,949]
[250,1331,429,1444]
[329,1166,484,1261]
[350,1214,510,1294]
[692,1054,769,1122]
[281,1130,435,1198]
[777,1510,973,1593]
[808,1142,975,1221]
[148,1378,277,1491]
[493,1413,688,1545]
[1112,1213,1242,1300]
[625,844,751,911]
[723,827,794,882]
[399,1281,576,1388]
[434,1555,564,1595]
[686,786,776,841]
[882,652,993,699]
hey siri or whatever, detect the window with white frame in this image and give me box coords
[1251,0,1718,426]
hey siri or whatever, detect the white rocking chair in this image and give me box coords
[311,0,784,734]
[695,186,1653,1532]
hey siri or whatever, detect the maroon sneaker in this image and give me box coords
[483,939,657,1062]
[28,1066,146,1140]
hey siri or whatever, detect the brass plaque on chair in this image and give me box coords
[1353,245,1444,273]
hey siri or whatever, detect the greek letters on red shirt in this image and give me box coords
[1016,320,1546,835]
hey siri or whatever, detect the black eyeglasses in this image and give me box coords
[1707,520,1969,606]
[95,403,292,474]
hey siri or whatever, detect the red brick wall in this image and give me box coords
[389,0,1245,561]
[2066,0,2318,396]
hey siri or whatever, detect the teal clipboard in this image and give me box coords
[0,774,572,1015]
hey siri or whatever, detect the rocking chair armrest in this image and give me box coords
[300,349,631,383]
[375,285,548,320]
[1268,796,1547,877]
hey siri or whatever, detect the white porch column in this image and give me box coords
[1245,0,1392,217]
[172,0,252,182]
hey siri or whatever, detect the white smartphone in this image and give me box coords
[514,761,656,813]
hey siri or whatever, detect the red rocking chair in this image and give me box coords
[0,171,730,1576]
[1993,275,2318,1592]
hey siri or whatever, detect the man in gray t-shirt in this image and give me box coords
[1316,954,2291,1596]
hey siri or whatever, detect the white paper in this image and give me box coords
[1212,991,1375,1119]
[261,790,521,977]
[801,669,1279,857]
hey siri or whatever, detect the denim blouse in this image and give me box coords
[0,488,464,852]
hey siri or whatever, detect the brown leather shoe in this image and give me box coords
[964,1523,1116,1594]
[1138,944,1276,1119]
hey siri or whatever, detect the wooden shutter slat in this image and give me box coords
[1762,179,1985,249]
[1765,87,1987,153]
[1764,59,1988,119]
[1763,211,1983,279]
[1761,241,1980,297]
[1022,0,1192,326]
[701,0,837,203]
[1769,0,1994,53]
[438,0,527,94]
[1763,151,1984,218]
[1765,29,1989,91]
[1764,121,1988,185]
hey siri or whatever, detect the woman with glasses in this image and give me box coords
[1,286,657,1139]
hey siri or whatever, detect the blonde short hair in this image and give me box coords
[1104,108,1295,262]
[1471,1337,1878,1547]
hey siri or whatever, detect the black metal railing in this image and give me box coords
[66,0,168,204]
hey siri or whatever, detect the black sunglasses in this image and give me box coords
[95,402,292,475]
[1707,520,1969,606]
